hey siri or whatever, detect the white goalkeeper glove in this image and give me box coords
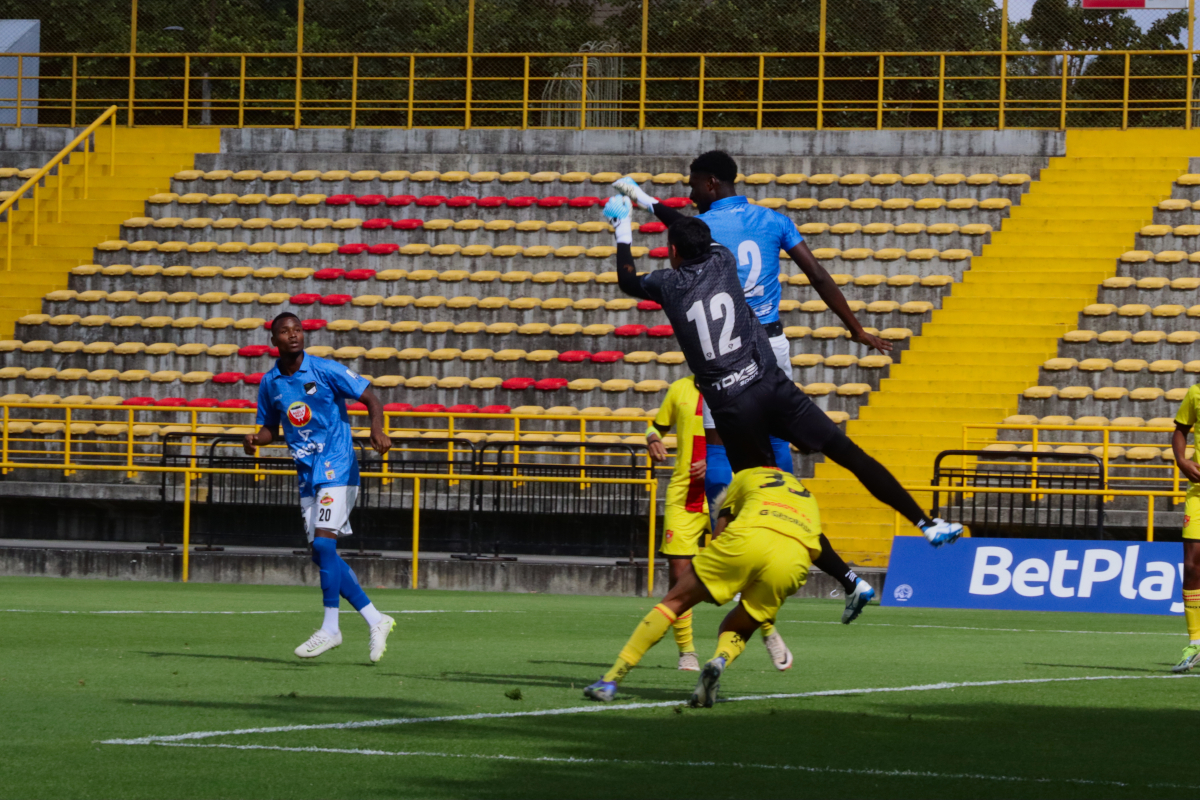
[604,195,633,245]
[612,176,658,211]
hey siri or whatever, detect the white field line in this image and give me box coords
[145,742,1200,790]
[784,619,1183,636]
[0,614,508,618]
[100,673,1198,746]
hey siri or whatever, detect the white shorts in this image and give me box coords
[703,333,792,429]
[300,485,358,542]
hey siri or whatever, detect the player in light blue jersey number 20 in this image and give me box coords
[244,311,397,664]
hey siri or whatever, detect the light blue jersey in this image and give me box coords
[256,354,371,497]
[698,196,804,324]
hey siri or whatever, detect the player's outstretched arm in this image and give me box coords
[613,176,689,226]
[606,196,654,301]
[787,241,892,354]
[359,387,392,455]
[242,425,274,455]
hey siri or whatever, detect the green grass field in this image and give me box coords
[3,575,1199,799]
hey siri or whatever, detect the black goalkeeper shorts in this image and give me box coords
[706,367,847,472]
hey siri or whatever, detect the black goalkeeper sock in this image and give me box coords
[813,534,858,594]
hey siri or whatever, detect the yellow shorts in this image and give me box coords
[1185,484,1200,540]
[692,525,815,623]
[662,502,710,557]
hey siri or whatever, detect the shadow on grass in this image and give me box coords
[116,694,448,719]
[138,651,298,665]
[1025,662,1163,673]
[385,670,689,700]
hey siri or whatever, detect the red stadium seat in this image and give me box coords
[338,243,369,255]
[614,324,647,337]
[123,397,155,406]
[477,196,505,208]
[157,397,188,407]
[386,195,416,207]
[325,194,355,206]
[414,403,447,413]
[568,196,602,208]
[268,347,280,357]
[211,373,244,385]
[384,402,413,412]
[238,345,270,357]
[637,300,662,311]
[290,293,320,305]
[639,221,667,234]
[320,294,352,306]
[480,404,512,414]
[355,195,386,206]
[415,195,448,207]
[648,324,674,338]
[446,196,477,208]
[301,319,327,331]
[362,218,392,230]
[447,403,480,413]
[590,351,624,363]
[506,196,536,208]
[393,219,423,230]
[534,378,568,391]
[345,268,375,281]
[244,373,266,385]
[557,350,590,363]
[537,196,567,208]
[502,377,536,390]
[367,243,399,255]
[648,246,669,258]
[219,398,255,409]
[313,268,346,280]
[186,398,221,407]
[348,401,367,411]
[662,197,692,208]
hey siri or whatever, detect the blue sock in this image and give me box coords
[770,437,794,474]
[705,443,733,531]
[338,559,370,612]
[311,537,341,608]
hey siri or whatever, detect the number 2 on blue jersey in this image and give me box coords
[738,240,764,298]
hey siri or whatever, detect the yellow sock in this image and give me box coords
[712,630,747,667]
[603,603,677,683]
[760,622,775,638]
[673,610,694,654]
[1185,590,1200,642]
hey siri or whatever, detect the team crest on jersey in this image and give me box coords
[319,494,335,506]
[287,401,313,426]
[304,381,317,396]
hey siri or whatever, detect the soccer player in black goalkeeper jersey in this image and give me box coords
[604,196,964,552]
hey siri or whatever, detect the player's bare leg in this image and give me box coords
[668,557,700,671]
[1175,540,1200,672]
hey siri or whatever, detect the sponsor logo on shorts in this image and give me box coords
[287,401,313,426]
[665,530,674,542]
[711,361,759,391]
[319,494,335,506]
[1187,515,1192,527]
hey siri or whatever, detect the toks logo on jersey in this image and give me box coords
[287,401,313,427]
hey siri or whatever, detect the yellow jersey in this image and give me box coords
[1175,385,1200,435]
[652,376,707,513]
[719,466,822,553]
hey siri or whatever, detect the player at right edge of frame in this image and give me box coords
[1171,383,1200,673]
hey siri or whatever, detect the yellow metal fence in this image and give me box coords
[5,50,1200,130]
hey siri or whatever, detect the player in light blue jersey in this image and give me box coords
[244,312,397,663]
[614,151,963,628]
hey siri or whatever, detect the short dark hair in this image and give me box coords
[689,150,738,183]
[667,216,713,261]
[270,312,301,334]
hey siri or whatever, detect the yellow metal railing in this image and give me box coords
[0,106,117,270]
[963,423,1188,501]
[5,51,1200,131]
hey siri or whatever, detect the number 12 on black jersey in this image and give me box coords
[685,291,743,361]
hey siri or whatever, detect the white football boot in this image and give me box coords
[295,629,342,659]
[368,614,396,663]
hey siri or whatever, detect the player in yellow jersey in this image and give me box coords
[1171,384,1200,672]
[649,377,797,672]
[646,376,710,672]
[584,466,822,706]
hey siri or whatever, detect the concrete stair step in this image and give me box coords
[927,311,1076,328]
[940,296,1092,312]
[856,406,1009,423]
[982,244,1130,259]
[1049,156,1189,169]
[899,350,1045,366]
